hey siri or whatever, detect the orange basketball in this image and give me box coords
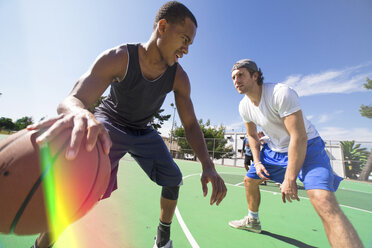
[0,128,111,235]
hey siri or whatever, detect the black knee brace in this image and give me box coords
[161,186,180,200]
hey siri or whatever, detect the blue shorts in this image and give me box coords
[246,137,343,192]
[96,117,183,199]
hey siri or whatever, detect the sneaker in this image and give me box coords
[153,239,173,248]
[229,216,262,233]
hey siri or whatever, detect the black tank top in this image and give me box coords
[95,44,178,129]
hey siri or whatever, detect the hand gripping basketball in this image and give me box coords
[0,128,111,235]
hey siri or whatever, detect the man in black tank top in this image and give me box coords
[28,2,227,248]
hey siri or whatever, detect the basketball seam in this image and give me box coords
[9,138,68,234]
[0,130,29,153]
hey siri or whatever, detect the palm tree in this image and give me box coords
[340,140,370,179]
[359,77,372,181]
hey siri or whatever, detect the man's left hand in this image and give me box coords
[280,179,300,203]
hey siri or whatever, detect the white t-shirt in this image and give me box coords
[239,83,319,152]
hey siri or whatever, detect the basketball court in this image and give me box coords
[1,153,371,248]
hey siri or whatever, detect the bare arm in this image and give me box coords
[245,122,270,179]
[173,65,227,206]
[28,45,128,159]
[281,110,308,203]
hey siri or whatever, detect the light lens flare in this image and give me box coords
[40,143,79,247]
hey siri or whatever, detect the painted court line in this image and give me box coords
[175,173,201,248]
[225,182,372,214]
[178,171,371,248]
[175,207,200,248]
[234,182,244,186]
[339,187,372,195]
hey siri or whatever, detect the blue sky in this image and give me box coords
[1,0,372,142]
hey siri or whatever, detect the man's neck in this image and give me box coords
[139,40,168,80]
[246,84,262,107]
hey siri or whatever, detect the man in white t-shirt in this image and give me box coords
[228,59,362,248]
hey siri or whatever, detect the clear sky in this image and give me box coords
[1,0,372,142]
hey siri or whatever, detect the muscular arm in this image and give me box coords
[245,122,261,163]
[245,122,270,179]
[283,110,308,181]
[59,46,128,113]
[29,45,128,159]
[173,65,227,205]
[281,110,308,202]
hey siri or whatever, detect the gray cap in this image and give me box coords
[231,59,258,72]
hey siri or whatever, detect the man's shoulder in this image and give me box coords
[173,63,191,93]
[263,83,297,100]
[95,44,129,80]
[98,44,128,62]
[110,44,129,57]
[174,64,189,85]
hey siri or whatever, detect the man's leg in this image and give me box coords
[128,128,182,248]
[160,197,177,223]
[244,176,265,212]
[244,155,250,171]
[229,176,265,233]
[155,186,179,247]
[307,189,363,248]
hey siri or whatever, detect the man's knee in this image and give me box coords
[308,189,341,217]
[244,176,262,187]
[161,186,180,200]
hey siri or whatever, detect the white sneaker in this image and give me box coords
[229,216,262,233]
[153,239,173,248]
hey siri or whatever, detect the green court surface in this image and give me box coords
[1,155,372,248]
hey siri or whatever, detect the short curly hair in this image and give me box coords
[153,1,197,30]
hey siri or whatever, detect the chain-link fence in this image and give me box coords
[163,135,372,181]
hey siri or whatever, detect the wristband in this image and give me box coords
[254,161,262,166]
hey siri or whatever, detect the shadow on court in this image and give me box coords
[260,230,318,248]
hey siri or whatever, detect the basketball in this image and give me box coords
[0,128,111,235]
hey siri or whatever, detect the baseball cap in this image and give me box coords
[231,59,258,72]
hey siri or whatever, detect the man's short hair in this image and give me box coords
[154,1,197,30]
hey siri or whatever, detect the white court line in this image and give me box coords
[175,207,200,248]
[175,173,201,248]
[234,182,244,186]
[177,171,372,248]
[225,182,372,214]
[339,187,372,195]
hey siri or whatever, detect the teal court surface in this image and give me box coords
[1,155,372,248]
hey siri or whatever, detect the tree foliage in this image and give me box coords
[14,116,33,130]
[172,119,233,160]
[88,96,106,113]
[359,77,372,118]
[150,109,171,133]
[0,116,33,132]
[0,117,15,130]
[359,77,372,180]
[340,140,370,179]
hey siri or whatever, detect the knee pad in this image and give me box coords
[161,186,180,200]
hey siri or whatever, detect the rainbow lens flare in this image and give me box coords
[40,143,79,247]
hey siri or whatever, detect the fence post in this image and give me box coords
[234,132,237,167]
[212,138,215,161]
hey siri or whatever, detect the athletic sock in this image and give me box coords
[248,209,259,219]
[156,220,171,247]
